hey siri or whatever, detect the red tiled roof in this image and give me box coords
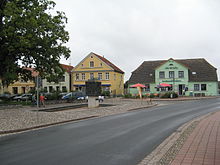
[92,52,124,74]
[23,67,39,77]
[60,64,74,73]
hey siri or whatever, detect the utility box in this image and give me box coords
[86,81,101,108]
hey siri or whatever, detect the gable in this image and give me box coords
[73,53,114,72]
[156,59,189,71]
[73,52,124,74]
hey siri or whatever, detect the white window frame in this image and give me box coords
[105,72,110,80]
[82,73,85,80]
[98,73,102,80]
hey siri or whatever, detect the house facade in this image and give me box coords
[0,79,35,94]
[42,64,73,93]
[72,52,124,95]
[128,58,218,96]
[0,68,37,95]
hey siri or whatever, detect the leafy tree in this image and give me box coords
[0,0,71,86]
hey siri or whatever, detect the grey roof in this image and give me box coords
[128,58,218,84]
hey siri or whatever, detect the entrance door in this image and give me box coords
[178,84,185,96]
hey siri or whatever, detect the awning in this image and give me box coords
[101,84,111,87]
[73,84,111,87]
[156,83,172,88]
[73,85,85,87]
[130,83,146,88]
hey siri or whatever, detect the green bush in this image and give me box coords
[102,91,110,97]
[124,94,132,98]
[149,93,155,98]
[45,92,62,100]
[160,92,178,98]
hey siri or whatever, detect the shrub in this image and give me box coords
[102,91,110,97]
[149,93,155,98]
[160,92,178,98]
[124,94,132,98]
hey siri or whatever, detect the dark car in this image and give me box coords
[61,92,86,100]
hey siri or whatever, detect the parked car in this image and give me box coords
[0,93,11,101]
[13,94,32,101]
[61,92,86,100]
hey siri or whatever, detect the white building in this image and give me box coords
[42,64,74,93]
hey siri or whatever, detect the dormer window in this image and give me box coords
[90,61,94,67]
[169,64,173,66]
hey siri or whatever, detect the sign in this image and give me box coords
[162,80,182,82]
[165,67,178,69]
[86,81,102,96]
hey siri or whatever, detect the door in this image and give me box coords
[178,84,185,96]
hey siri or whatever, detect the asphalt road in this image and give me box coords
[1,98,220,165]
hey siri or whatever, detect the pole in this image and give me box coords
[36,76,39,108]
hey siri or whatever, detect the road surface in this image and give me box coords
[1,98,220,165]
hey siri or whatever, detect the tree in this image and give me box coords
[0,0,71,86]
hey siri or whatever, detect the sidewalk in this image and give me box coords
[170,111,220,165]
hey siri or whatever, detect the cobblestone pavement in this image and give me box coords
[0,98,157,134]
[170,111,220,165]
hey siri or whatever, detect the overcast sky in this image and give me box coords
[53,0,220,81]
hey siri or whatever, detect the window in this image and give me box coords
[98,73,102,80]
[100,63,102,66]
[49,86,53,93]
[44,87,48,92]
[201,84,207,91]
[82,73,85,80]
[105,73,110,80]
[21,87,26,94]
[12,87,18,94]
[76,73,79,80]
[59,76,65,82]
[90,73,94,80]
[144,84,150,91]
[178,71,184,78]
[169,71,175,78]
[90,61,94,67]
[194,84,200,91]
[62,86,67,92]
[159,71,165,78]
[56,86,60,91]
[114,74,116,80]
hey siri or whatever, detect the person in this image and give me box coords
[32,94,36,106]
[39,94,45,107]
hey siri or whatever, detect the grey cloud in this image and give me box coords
[55,0,220,80]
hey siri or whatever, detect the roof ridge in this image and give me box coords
[91,52,124,74]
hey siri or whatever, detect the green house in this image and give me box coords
[128,58,218,96]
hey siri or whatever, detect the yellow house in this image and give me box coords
[0,68,37,95]
[7,79,35,94]
[72,52,124,95]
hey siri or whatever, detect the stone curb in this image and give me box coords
[137,112,215,165]
[0,116,98,135]
[0,103,157,136]
[122,97,219,102]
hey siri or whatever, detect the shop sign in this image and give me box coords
[165,66,178,69]
[162,80,182,82]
